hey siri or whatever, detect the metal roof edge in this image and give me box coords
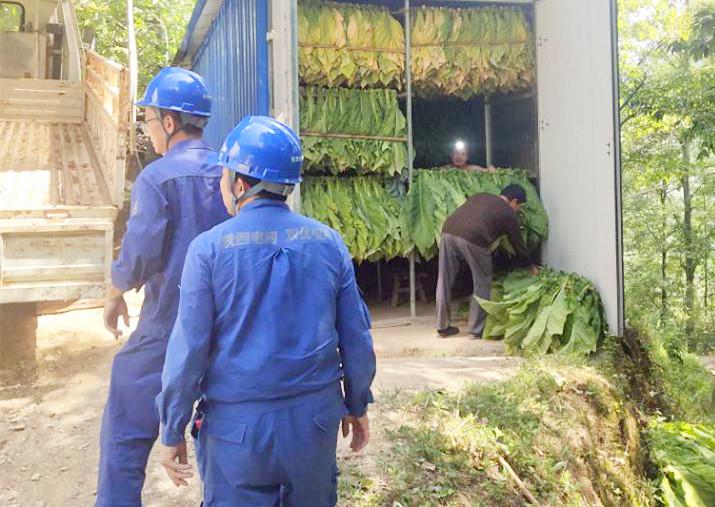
[173,0,223,67]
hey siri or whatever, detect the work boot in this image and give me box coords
[437,326,460,338]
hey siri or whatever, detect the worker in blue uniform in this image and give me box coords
[96,67,230,507]
[156,116,377,506]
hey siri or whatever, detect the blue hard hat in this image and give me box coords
[137,67,211,117]
[219,116,303,185]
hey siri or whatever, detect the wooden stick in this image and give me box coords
[298,43,405,54]
[300,131,408,143]
[412,40,530,48]
[498,454,541,506]
[298,41,529,52]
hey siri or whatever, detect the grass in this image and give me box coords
[338,357,656,506]
[335,327,715,506]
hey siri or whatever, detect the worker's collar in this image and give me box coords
[166,137,209,155]
[239,199,290,213]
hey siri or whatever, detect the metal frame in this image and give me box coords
[405,0,417,318]
[0,1,25,31]
[404,0,533,319]
[609,0,625,336]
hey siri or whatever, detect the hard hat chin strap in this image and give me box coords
[231,173,295,215]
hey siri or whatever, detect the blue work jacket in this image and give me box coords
[157,199,376,446]
[111,139,230,340]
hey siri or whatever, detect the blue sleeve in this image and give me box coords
[156,237,214,446]
[333,233,376,417]
[111,174,169,291]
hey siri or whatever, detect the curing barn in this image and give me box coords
[174,0,624,336]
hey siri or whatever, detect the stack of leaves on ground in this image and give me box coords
[300,87,407,176]
[402,168,548,259]
[648,421,715,507]
[337,359,654,506]
[411,6,535,98]
[300,176,409,262]
[477,268,607,357]
[298,0,404,89]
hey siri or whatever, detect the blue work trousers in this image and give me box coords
[96,332,166,507]
[196,384,349,507]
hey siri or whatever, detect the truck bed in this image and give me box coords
[0,119,113,210]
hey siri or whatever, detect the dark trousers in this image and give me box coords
[436,233,493,335]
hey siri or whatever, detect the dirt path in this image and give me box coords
[0,295,519,507]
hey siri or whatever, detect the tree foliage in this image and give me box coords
[74,0,195,90]
[620,0,715,350]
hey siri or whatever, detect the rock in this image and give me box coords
[60,466,69,472]
[30,473,40,481]
[10,424,25,432]
[5,490,17,501]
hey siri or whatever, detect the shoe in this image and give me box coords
[468,333,482,340]
[437,326,460,338]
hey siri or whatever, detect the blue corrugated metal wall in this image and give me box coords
[193,0,270,150]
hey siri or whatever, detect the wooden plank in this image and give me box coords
[0,284,106,304]
[0,92,76,105]
[0,100,83,113]
[0,79,84,122]
[86,67,120,97]
[0,207,117,221]
[0,121,10,159]
[0,78,84,92]
[114,66,130,207]
[48,124,60,205]
[0,111,83,123]
[0,218,114,232]
[85,86,119,127]
[81,126,113,206]
[1,230,106,266]
[57,124,75,205]
[67,124,91,205]
[3,264,104,284]
[86,50,123,74]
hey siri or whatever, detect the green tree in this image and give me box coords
[74,0,195,90]
[619,0,715,349]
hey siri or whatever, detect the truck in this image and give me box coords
[0,0,129,368]
[173,0,624,336]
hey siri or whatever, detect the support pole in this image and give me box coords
[405,0,416,319]
[127,0,138,155]
[376,260,383,303]
[484,96,493,167]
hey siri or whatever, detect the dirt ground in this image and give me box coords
[0,293,518,507]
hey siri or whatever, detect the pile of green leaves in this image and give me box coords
[649,421,715,507]
[402,169,548,259]
[477,268,606,357]
[300,176,409,262]
[298,0,404,89]
[411,6,535,98]
[300,87,407,176]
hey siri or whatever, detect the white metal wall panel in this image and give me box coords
[536,0,623,334]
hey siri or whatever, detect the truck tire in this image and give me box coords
[0,303,38,372]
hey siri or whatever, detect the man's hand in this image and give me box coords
[342,414,370,452]
[529,265,540,276]
[104,293,130,338]
[160,442,193,487]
